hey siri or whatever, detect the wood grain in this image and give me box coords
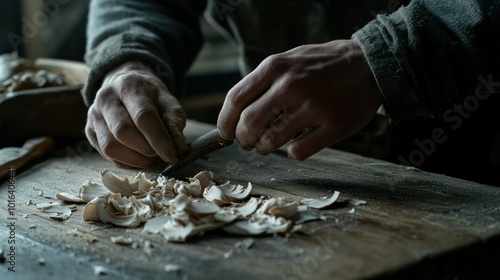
[1,120,499,280]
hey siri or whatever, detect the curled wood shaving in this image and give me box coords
[143,216,172,234]
[82,193,152,227]
[35,201,72,220]
[101,169,155,197]
[56,180,109,203]
[303,191,340,209]
[57,170,351,242]
[56,192,82,203]
[203,182,252,206]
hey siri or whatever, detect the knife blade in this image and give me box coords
[161,129,233,176]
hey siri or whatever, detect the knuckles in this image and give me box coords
[94,86,117,106]
[237,109,259,138]
[99,137,122,160]
[131,105,159,127]
[287,144,309,161]
[256,132,282,155]
[225,86,245,112]
[262,53,289,74]
[103,71,161,97]
[108,120,134,142]
[170,105,187,126]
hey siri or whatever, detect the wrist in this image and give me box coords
[102,60,154,84]
[346,39,383,107]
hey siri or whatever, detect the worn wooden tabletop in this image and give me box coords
[1,120,499,280]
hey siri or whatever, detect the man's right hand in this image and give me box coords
[85,61,188,168]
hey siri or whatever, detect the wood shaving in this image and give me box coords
[110,236,134,245]
[163,263,181,272]
[67,228,81,236]
[56,192,83,203]
[66,204,78,212]
[303,191,340,209]
[35,202,72,220]
[347,199,367,206]
[56,170,350,242]
[93,265,108,275]
[223,249,235,259]
[143,240,153,257]
[143,216,171,234]
[234,238,255,249]
[36,201,59,210]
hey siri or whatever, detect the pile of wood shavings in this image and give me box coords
[56,170,341,242]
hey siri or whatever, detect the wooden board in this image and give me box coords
[1,120,499,280]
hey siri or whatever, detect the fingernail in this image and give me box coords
[167,156,177,165]
[220,134,233,142]
[242,145,254,151]
[160,152,177,165]
[175,136,188,153]
[217,129,233,142]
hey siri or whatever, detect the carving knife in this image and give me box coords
[161,129,233,175]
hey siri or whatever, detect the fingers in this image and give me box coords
[217,40,383,161]
[254,110,304,155]
[121,89,178,164]
[219,55,308,154]
[287,126,341,161]
[234,80,302,152]
[85,106,155,168]
[87,70,187,167]
[217,59,275,141]
[157,94,188,154]
[163,107,188,154]
[112,73,186,164]
[97,88,156,157]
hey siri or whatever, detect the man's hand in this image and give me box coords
[85,61,188,168]
[217,39,382,160]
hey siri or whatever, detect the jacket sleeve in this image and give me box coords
[82,0,207,107]
[352,0,500,124]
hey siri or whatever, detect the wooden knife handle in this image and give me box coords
[21,136,55,160]
[0,137,54,180]
[161,129,232,175]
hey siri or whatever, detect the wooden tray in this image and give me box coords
[0,58,89,147]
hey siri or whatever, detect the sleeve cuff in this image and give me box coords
[352,17,428,124]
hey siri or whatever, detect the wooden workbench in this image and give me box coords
[1,120,499,280]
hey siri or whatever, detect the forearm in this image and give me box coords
[353,0,500,123]
[83,0,206,107]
